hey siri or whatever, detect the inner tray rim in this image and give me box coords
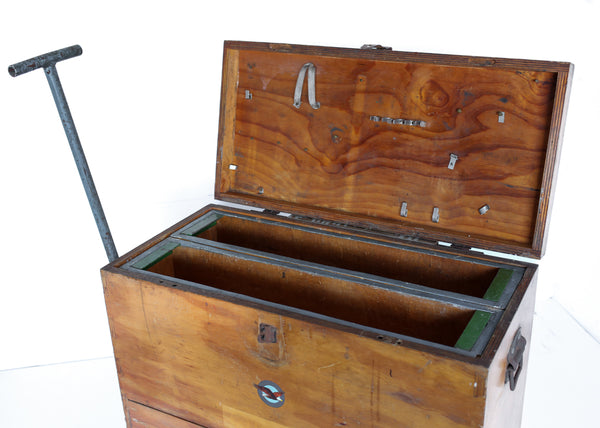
[172,209,524,310]
[121,237,501,358]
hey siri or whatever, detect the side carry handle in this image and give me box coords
[505,328,527,391]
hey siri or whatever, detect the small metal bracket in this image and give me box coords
[293,63,320,110]
[370,115,426,128]
[245,90,253,100]
[262,209,280,216]
[258,323,277,343]
[448,153,459,170]
[497,111,505,123]
[432,207,440,223]
[400,201,408,217]
[505,328,527,391]
[450,242,473,252]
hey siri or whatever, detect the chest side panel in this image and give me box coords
[103,270,488,428]
[482,271,537,428]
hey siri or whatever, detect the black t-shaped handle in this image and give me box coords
[8,45,82,77]
[8,45,118,262]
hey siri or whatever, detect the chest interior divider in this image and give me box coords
[173,210,522,308]
[123,234,514,357]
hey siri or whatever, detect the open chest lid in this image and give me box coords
[215,41,572,259]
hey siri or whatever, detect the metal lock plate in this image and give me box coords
[258,323,278,343]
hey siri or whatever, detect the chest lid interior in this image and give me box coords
[215,41,572,259]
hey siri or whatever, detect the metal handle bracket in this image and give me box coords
[505,327,527,391]
[293,63,320,110]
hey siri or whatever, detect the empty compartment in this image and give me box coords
[180,212,518,302]
[130,241,494,352]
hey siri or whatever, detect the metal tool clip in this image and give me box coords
[432,207,440,223]
[400,201,408,217]
[293,63,320,110]
[369,115,426,128]
[448,154,459,170]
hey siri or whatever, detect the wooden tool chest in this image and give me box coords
[102,41,572,427]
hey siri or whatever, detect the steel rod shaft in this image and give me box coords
[43,64,118,262]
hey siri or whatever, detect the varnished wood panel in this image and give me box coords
[103,270,489,427]
[482,271,537,427]
[533,65,574,255]
[216,42,572,258]
[127,400,206,427]
[103,204,538,427]
[107,203,536,362]
[145,245,475,347]
[196,214,499,298]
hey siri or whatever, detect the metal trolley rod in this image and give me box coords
[9,45,118,262]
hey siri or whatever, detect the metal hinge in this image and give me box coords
[290,215,368,232]
[291,215,443,247]
[361,44,392,50]
[289,216,485,254]
[449,243,484,254]
[262,209,281,216]
[437,241,481,253]
[450,242,472,252]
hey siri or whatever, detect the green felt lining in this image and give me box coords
[132,242,181,270]
[454,310,492,351]
[184,214,223,236]
[193,220,218,236]
[453,268,514,351]
[484,268,513,302]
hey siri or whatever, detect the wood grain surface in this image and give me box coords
[482,271,537,427]
[143,244,477,347]
[103,270,491,427]
[103,204,538,427]
[127,400,207,428]
[195,214,500,298]
[216,42,572,258]
[102,41,559,427]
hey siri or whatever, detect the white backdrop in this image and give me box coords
[1,0,598,420]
